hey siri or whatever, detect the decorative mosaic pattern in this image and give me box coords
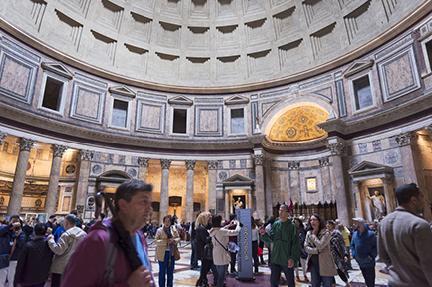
[268,105,328,142]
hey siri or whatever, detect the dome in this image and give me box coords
[0,0,432,238]
[0,0,427,92]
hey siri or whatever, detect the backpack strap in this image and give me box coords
[103,229,118,286]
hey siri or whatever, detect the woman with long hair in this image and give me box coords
[195,211,216,287]
[304,214,337,287]
[155,215,180,287]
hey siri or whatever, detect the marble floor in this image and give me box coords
[147,240,390,287]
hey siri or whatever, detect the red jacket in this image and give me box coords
[62,219,152,287]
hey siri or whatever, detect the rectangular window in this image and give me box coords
[42,77,63,111]
[231,108,244,134]
[426,40,432,72]
[353,75,373,110]
[173,109,187,134]
[111,99,129,128]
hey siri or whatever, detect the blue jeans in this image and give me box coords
[270,264,295,287]
[158,251,175,287]
[310,260,334,287]
[214,264,227,287]
[360,266,375,287]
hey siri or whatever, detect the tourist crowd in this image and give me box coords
[0,181,430,287]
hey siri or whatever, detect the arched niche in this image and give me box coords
[262,96,336,137]
[263,99,335,144]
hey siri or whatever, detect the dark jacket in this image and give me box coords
[195,224,210,261]
[14,236,53,285]
[350,224,377,268]
[190,222,196,241]
[0,224,13,268]
[297,227,307,259]
[10,231,27,261]
[62,219,153,287]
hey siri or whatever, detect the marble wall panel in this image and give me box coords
[136,100,165,134]
[378,46,420,101]
[0,38,39,104]
[300,169,323,204]
[0,55,34,103]
[70,83,105,124]
[195,106,223,136]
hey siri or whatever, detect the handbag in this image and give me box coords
[257,247,263,257]
[173,245,181,261]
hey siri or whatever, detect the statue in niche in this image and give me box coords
[232,195,245,213]
[367,188,386,220]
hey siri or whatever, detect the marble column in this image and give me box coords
[138,157,149,182]
[8,138,34,215]
[395,132,419,183]
[288,161,301,203]
[382,177,396,213]
[253,149,266,220]
[207,160,218,213]
[45,144,68,215]
[327,137,351,226]
[353,181,370,221]
[224,189,230,220]
[159,159,171,223]
[264,159,274,217]
[395,132,431,219]
[319,157,331,202]
[74,150,94,213]
[185,160,196,223]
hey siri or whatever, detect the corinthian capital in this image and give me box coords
[19,138,34,152]
[138,157,149,168]
[253,154,264,166]
[395,132,414,147]
[208,160,218,170]
[160,159,171,170]
[52,144,68,158]
[288,161,300,170]
[327,142,345,156]
[0,131,6,144]
[185,160,196,170]
[319,157,330,167]
[80,150,94,161]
